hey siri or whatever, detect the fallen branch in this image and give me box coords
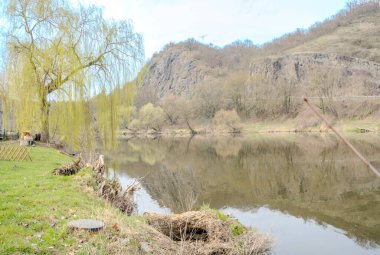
[303,97,380,178]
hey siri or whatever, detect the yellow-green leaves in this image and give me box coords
[4,0,144,148]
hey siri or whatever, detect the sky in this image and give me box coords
[78,0,349,59]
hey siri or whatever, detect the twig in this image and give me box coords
[303,97,380,178]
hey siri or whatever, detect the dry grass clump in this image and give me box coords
[53,156,83,176]
[234,232,272,255]
[89,155,141,216]
[144,210,272,255]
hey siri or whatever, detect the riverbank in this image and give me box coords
[120,118,380,138]
[0,146,176,254]
[0,146,271,254]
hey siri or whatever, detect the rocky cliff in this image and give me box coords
[140,42,226,99]
[249,53,380,96]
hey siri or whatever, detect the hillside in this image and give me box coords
[284,4,380,63]
[258,2,380,62]
[128,1,380,130]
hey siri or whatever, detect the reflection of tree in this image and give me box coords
[212,138,242,158]
[106,139,168,166]
[144,166,201,213]
[105,135,380,246]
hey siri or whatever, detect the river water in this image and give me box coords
[104,134,380,255]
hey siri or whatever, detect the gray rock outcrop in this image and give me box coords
[249,53,380,96]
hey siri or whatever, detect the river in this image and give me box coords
[104,133,380,255]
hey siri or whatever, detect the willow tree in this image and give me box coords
[4,0,144,146]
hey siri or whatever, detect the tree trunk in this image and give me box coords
[40,95,50,142]
[186,119,197,135]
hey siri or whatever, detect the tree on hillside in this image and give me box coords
[160,94,183,125]
[4,0,143,143]
[159,95,198,134]
[222,71,250,115]
[213,109,242,133]
[194,81,223,119]
[139,103,166,132]
[309,66,342,116]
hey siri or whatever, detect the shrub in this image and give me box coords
[213,109,242,132]
[160,94,183,125]
[128,119,141,131]
[139,103,166,131]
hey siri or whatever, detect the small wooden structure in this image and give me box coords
[0,145,32,162]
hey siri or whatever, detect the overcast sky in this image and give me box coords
[78,0,349,59]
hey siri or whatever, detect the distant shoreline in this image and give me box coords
[120,119,380,138]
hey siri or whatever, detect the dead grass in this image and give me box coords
[144,210,272,255]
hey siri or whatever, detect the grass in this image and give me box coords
[0,145,145,255]
[286,8,380,63]
[200,204,246,237]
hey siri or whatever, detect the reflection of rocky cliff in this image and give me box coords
[105,135,380,246]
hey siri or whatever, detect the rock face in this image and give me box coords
[249,53,380,96]
[139,45,380,101]
[140,42,225,98]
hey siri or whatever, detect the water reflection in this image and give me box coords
[104,134,380,254]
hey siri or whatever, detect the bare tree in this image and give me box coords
[139,103,166,132]
[160,94,184,125]
[213,109,242,133]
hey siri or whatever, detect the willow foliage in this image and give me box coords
[4,0,144,149]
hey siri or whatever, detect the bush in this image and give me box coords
[160,94,183,125]
[128,119,141,131]
[139,103,166,131]
[213,109,242,132]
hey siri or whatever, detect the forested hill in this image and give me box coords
[131,1,380,125]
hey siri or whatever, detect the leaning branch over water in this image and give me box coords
[303,96,380,178]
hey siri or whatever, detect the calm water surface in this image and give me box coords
[104,134,380,255]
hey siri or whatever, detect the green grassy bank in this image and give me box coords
[0,145,272,255]
[0,146,149,255]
